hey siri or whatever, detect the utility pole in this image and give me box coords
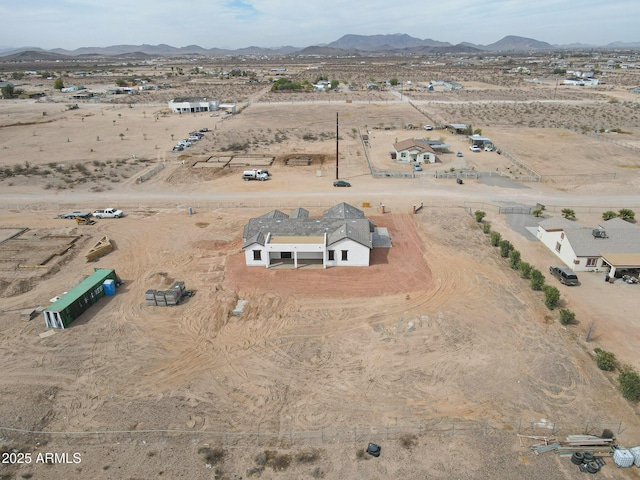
[335,112,339,180]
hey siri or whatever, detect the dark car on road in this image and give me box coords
[333,180,351,187]
[549,266,579,286]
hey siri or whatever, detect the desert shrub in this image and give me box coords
[509,250,521,269]
[558,309,575,325]
[311,467,325,478]
[518,261,532,279]
[474,210,486,222]
[295,450,319,464]
[490,231,502,246]
[269,453,291,471]
[541,285,561,310]
[594,348,617,371]
[602,210,618,220]
[532,208,543,217]
[561,208,576,219]
[253,452,268,466]
[247,466,264,477]
[198,447,225,465]
[618,366,640,402]
[399,434,418,449]
[482,222,491,234]
[530,269,545,291]
[499,239,513,258]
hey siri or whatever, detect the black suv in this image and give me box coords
[549,266,579,286]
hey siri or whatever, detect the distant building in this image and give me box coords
[393,139,437,164]
[168,97,220,113]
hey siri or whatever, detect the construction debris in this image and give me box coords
[232,299,248,316]
[85,236,112,262]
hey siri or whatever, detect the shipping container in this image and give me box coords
[44,268,117,329]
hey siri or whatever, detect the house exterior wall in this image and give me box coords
[169,100,219,113]
[245,246,267,266]
[326,238,370,267]
[537,227,591,271]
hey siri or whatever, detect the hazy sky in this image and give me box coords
[1,0,638,50]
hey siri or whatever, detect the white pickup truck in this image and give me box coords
[93,208,124,218]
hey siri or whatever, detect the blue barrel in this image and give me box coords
[103,279,116,296]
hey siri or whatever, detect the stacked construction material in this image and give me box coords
[630,446,640,467]
[145,282,186,306]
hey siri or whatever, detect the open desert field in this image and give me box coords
[2,55,640,479]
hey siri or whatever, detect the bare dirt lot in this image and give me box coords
[2,57,640,479]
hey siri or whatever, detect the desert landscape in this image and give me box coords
[1,50,640,479]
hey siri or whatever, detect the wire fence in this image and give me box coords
[0,419,624,448]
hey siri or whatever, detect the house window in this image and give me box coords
[586,257,598,267]
[281,252,292,259]
[341,250,348,261]
[560,232,565,240]
[328,250,335,261]
[555,242,562,253]
[253,250,261,261]
[400,152,407,158]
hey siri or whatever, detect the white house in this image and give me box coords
[242,203,375,268]
[168,97,220,113]
[537,217,640,277]
[393,139,437,164]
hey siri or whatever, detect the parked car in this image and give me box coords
[412,163,423,171]
[333,180,351,187]
[423,124,433,131]
[210,113,219,117]
[172,145,184,152]
[549,266,579,286]
[456,151,463,157]
[59,211,91,219]
[469,145,481,152]
[199,128,209,132]
[93,208,124,219]
[177,140,191,147]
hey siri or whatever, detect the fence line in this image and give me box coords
[0,419,624,448]
[564,126,640,154]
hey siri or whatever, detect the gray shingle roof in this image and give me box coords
[260,209,289,219]
[290,207,309,219]
[322,202,364,219]
[242,203,373,249]
[540,216,640,257]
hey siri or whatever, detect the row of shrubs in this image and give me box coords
[475,210,640,403]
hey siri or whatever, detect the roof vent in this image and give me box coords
[592,228,607,238]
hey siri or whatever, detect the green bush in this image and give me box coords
[532,208,543,217]
[482,222,491,234]
[602,210,618,220]
[518,261,532,279]
[541,285,561,310]
[618,208,635,222]
[499,239,513,258]
[530,269,545,291]
[474,210,486,222]
[618,366,640,402]
[509,250,521,269]
[561,208,576,219]
[558,309,575,325]
[593,348,616,371]
[490,231,501,247]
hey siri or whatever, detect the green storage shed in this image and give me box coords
[44,268,117,329]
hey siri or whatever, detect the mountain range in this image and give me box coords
[1,34,639,59]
